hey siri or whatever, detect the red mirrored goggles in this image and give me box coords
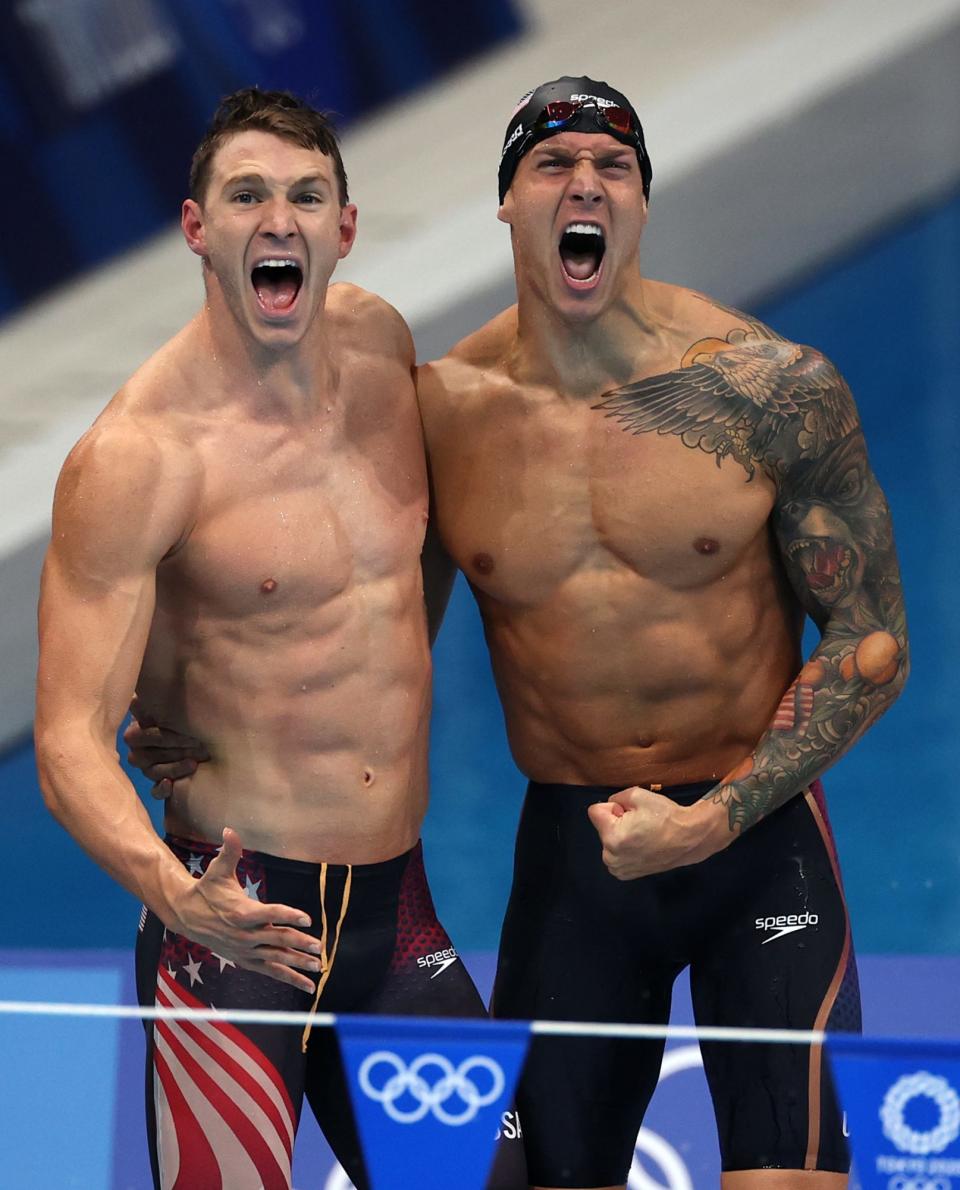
[534,99,635,138]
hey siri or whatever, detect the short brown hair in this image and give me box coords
[190,87,349,206]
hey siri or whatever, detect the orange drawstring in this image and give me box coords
[301,862,352,1052]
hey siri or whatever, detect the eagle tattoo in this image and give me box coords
[591,341,859,480]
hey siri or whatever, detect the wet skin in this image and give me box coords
[36,133,433,990]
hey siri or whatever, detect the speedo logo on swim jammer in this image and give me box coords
[417,948,459,978]
[755,912,819,944]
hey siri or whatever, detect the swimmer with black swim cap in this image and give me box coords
[496,75,652,314]
[498,75,652,203]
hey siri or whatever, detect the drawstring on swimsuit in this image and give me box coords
[301,861,352,1052]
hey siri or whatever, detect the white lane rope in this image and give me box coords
[0,1001,334,1027]
[0,1000,824,1045]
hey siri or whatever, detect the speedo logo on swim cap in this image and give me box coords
[502,122,525,156]
[570,93,621,108]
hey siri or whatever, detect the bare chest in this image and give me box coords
[432,401,776,604]
[160,416,428,621]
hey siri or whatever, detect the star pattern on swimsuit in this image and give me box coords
[183,955,204,987]
[243,876,262,901]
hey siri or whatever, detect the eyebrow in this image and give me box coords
[531,144,633,160]
[221,172,330,190]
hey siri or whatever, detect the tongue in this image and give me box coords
[254,276,299,312]
[561,251,598,281]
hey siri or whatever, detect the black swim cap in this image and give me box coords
[498,75,652,204]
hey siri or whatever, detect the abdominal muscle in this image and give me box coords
[482,562,803,789]
[140,584,432,865]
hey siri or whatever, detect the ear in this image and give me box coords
[337,203,358,260]
[497,190,514,226]
[181,199,207,258]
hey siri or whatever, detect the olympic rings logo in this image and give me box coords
[357,1050,505,1126]
[887,1178,952,1190]
[880,1071,960,1155]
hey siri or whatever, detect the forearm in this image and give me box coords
[36,723,192,927]
[704,621,908,834]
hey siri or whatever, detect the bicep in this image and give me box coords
[774,423,905,637]
[36,432,191,739]
[37,545,159,739]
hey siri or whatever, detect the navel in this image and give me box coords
[362,768,375,787]
[693,538,720,556]
[260,578,278,594]
[473,552,495,575]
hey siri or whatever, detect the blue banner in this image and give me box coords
[828,1036,960,1190]
[336,1014,530,1190]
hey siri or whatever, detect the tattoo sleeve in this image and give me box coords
[593,339,909,836]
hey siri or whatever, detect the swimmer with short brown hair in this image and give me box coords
[35,87,523,1190]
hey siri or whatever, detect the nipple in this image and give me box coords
[693,538,719,556]
[260,578,278,594]
[473,552,494,575]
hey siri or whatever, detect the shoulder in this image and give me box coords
[654,282,785,361]
[644,280,858,431]
[709,339,855,408]
[699,338,859,437]
[418,306,516,408]
[449,305,517,365]
[68,332,207,482]
[716,341,863,476]
[328,283,414,367]
[54,386,200,556]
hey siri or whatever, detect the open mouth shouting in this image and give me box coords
[558,222,605,290]
[250,257,304,317]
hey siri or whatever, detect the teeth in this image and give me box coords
[564,223,603,236]
[256,259,299,268]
